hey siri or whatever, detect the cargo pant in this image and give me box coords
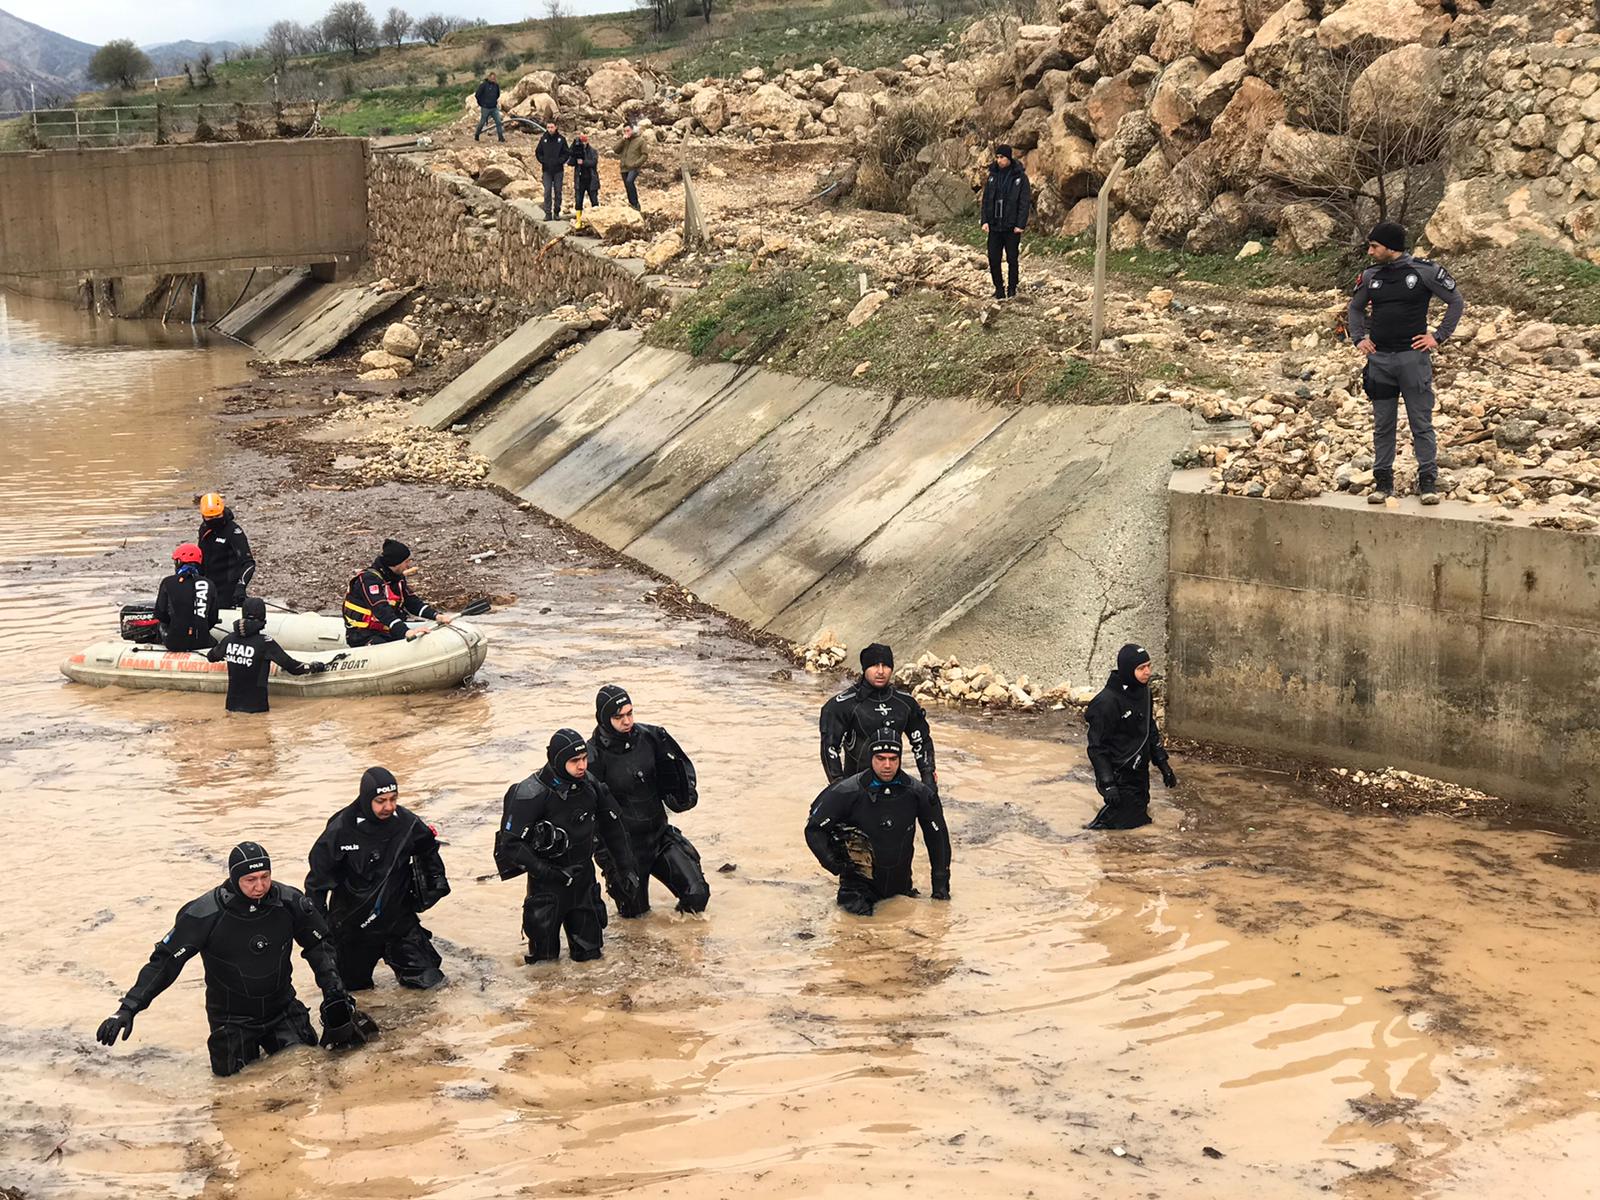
[1363,349,1437,474]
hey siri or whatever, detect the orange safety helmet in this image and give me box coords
[173,542,204,564]
[198,492,226,519]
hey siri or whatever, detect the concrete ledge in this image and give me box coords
[1166,471,1600,816]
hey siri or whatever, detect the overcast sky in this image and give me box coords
[7,0,620,46]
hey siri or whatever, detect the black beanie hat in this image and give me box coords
[359,766,399,805]
[860,643,894,671]
[868,727,902,757]
[380,539,411,567]
[994,143,1013,159]
[1368,221,1407,252]
[228,841,271,887]
[596,684,632,726]
[547,728,587,772]
[1116,643,1152,686]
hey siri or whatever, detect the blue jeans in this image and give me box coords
[475,107,503,140]
[622,169,641,210]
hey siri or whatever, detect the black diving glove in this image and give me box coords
[319,996,376,1049]
[931,877,951,901]
[1159,763,1178,789]
[96,1007,135,1045]
[309,661,330,675]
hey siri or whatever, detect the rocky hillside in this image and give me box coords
[0,6,93,109]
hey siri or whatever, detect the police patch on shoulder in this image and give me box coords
[1435,266,1457,291]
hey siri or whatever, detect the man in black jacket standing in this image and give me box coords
[536,121,570,219]
[1083,643,1177,830]
[306,766,451,992]
[94,842,376,1076]
[805,730,951,916]
[819,643,937,793]
[569,133,600,220]
[980,145,1031,301]
[474,72,504,142]
[587,685,707,919]
[494,730,640,964]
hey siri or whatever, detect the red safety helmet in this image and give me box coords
[173,542,204,565]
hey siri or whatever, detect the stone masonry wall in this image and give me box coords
[365,152,659,311]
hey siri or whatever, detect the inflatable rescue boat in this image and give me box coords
[61,609,488,697]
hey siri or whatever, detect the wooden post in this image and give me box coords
[73,108,81,147]
[1090,157,1125,353]
[682,166,706,250]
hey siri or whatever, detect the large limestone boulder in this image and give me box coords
[1096,5,1161,74]
[1355,162,1445,234]
[360,349,414,376]
[644,231,683,270]
[1032,113,1099,200]
[691,86,728,133]
[1259,122,1366,189]
[586,65,647,113]
[512,92,559,122]
[906,165,977,225]
[1244,0,1312,81]
[1193,56,1249,122]
[1062,7,1108,58]
[1210,76,1284,182]
[1008,106,1053,153]
[511,70,557,102]
[1144,142,1223,245]
[557,83,590,110]
[582,204,646,243]
[1185,190,1250,253]
[1347,45,1446,135]
[500,178,541,201]
[1114,145,1174,218]
[381,322,421,359]
[1149,56,1213,138]
[1094,110,1158,175]
[1424,178,1517,252]
[831,91,874,134]
[1151,1,1196,63]
[747,83,809,134]
[1086,71,1150,140]
[1110,210,1146,249]
[476,160,528,194]
[1273,201,1337,253]
[1316,0,1450,55]
[1193,0,1248,62]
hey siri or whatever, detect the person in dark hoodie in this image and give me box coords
[343,539,451,647]
[474,71,504,142]
[306,767,451,992]
[569,133,600,220]
[493,730,640,964]
[819,643,937,792]
[586,685,707,919]
[196,492,256,607]
[94,841,376,1077]
[805,729,951,916]
[980,144,1031,301]
[206,598,327,714]
[1083,643,1177,830]
[154,542,219,652]
[535,121,570,219]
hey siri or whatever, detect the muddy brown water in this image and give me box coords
[1,294,1598,1199]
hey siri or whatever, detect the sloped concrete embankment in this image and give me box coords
[438,328,1192,689]
[1167,471,1600,816]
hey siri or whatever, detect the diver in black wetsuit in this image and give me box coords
[493,730,639,963]
[153,542,219,651]
[1083,643,1177,830]
[205,598,327,713]
[805,729,952,916]
[586,685,708,918]
[306,767,451,992]
[818,643,937,791]
[94,842,377,1076]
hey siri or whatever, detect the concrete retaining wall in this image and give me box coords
[366,153,659,312]
[0,140,369,279]
[1166,472,1600,816]
[455,330,1194,688]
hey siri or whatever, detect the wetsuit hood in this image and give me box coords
[236,597,267,637]
[356,766,403,839]
[542,728,586,788]
[1115,643,1151,689]
[595,684,632,730]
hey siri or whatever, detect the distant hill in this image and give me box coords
[0,6,95,110]
[143,39,242,79]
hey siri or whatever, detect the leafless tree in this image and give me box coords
[381,7,414,47]
[635,0,678,35]
[415,12,451,42]
[263,20,297,70]
[324,1,381,58]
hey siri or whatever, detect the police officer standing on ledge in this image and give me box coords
[1346,221,1465,506]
